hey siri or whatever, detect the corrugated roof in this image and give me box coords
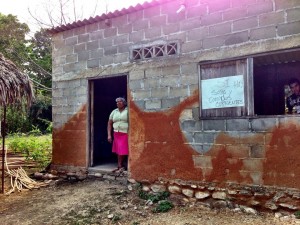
[48,0,173,34]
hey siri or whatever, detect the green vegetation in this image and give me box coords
[153,200,174,213]
[295,211,300,219]
[6,133,52,169]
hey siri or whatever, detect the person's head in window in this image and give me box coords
[287,78,300,114]
[288,78,300,96]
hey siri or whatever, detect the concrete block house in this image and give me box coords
[50,0,300,209]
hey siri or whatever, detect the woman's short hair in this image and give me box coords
[116,97,127,106]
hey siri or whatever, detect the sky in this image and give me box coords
[0,0,148,35]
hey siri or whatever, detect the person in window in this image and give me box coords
[107,97,129,172]
[287,78,300,114]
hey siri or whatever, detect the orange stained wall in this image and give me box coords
[52,105,87,167]
[129,92,300,189]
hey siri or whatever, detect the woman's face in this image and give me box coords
[116,99,125,109]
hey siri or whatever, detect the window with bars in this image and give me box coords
[131,42,178,60]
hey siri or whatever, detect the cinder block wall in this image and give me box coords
[51,0,300,191]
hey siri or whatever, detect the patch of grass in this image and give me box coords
[6,133,52,169]
[138,190,170,203]
[295,211,300,219]
[112,214,121,223]
[152,200,174,213]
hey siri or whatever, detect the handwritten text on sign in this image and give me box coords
[201,75,245,109]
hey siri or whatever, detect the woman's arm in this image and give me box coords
[107,119,113,143]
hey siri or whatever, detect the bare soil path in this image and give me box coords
[0,178,297,225]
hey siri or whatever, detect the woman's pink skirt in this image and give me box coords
[112,132,129,155]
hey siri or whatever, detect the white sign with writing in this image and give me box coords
[201,75,245,109]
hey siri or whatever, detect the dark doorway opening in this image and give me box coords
[89,75,127,167]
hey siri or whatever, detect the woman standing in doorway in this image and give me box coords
[107,97,129,172]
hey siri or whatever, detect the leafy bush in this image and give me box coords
[7,133,52,169]
[153,200,174,213]
[138,190,170,203]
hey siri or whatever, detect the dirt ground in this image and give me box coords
[0,177,298,225]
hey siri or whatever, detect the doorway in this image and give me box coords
[89,75,127,167]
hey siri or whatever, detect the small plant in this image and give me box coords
[152,200,174,213]
[138,190,170,203]
[112,214,121,223]
[295,211,300,219]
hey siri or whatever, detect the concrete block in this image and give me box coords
[74,26,86,36]
[86,23,98,33]
[144,5,160,18]
[63,63,76,73]
[224,31,248,46]
[287,8,300,22]
[182,40,203,53]
[104,27,117,38]
[65,36,78,46]
[162,97,180,108]
[87,59,100,68]
[194,132,215,144]
[181,63,198,75]
[193,155,213,168]
[145,27,162,39]
[133,100,145,110]
[100,55,114,66]
[187,5,207,18]
[151,87,169,98]
[118,43,131,54]
[190,144,204,153]
[203,119,225,131]
[150,15,167,27]
[167,12,185,24]
[278,21,300,36]
[249,172,263,185]
[208,0,230,13]
[233,17,258,32]
[112,14,128,27]
[132,20,149,31]
[145,67,162,77]
[180,18,202,32]
[129,30,145,42]
[129,79,144,90]
[144,78,160,88]
[239,132,264,144]
[223,7,247,21]
[258,11,285,26]
[162,23,180,35]
[90,30,103,40]
[87,40,99,51]
[209,22,231,36]
[202,36,224,49]
[66,54,77,63]
[68,79,81,88]
[104,46,118,56]
[114,53,129,64]
[247,1,273,16]
[160,75,180,87]
[169,86,189,97]
[129,70,145,80]
[161,65,181,76]
[113,34,129,45]
[74,43,86,53]
[192,108,200,120]
[90,49,104,59]
[226,119,249,131]
[62,29,74,39]
[251,118,277,131]
[250,145,265,158]
[180,109,194,121]
[201,12,222,26]
[226,145,250,158]
[183,132,194,143]
[118,24,133,35]
[274,0,300,10]
[132,90,151,100]
[78,34,89,43]
[181,120,202,132]
[242,159,264,172]
[100,37,113,48]
[128,10,143,23]
[78,51,90,61]
[145,99,162,110]
[250,26,276,41]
